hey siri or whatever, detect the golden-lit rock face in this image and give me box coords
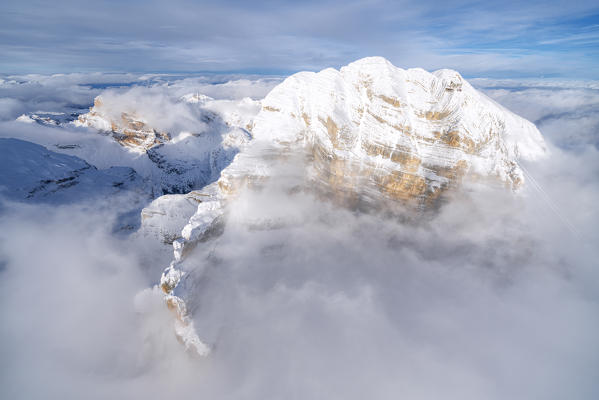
[76,96,170,151]
[216,57,546,210]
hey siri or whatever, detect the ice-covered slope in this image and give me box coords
[156,57,548,355]
[0,138,147,204]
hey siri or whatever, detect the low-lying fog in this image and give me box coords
[0,75,597,399]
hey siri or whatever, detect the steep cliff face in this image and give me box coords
[219,57,546,209]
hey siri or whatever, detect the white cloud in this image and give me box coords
[0,72,282,123]
[475,81,599,149]
[0,75,598,399]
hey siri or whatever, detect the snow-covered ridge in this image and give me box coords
[64,90,260,194]
[74,90,261,153]
[0,137,147,204]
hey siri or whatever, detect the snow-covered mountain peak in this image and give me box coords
[229,56,547,209]
[157,59,549,355]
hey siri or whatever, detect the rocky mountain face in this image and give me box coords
[220,57,546,210]
[155,57,547,355]
[75,96,171,151]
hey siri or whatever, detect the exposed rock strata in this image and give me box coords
[75,97,171,151]
[219,57,546,210]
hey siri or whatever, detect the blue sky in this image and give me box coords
[1,0,598,78]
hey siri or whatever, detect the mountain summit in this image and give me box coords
[220,56,546,209]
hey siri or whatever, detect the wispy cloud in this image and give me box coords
[1,0,598,77]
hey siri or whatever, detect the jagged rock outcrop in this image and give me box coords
[74,96,171,151]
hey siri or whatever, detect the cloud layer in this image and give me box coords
[0,75,598,399]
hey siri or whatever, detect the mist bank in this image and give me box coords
[0,75,598,399]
